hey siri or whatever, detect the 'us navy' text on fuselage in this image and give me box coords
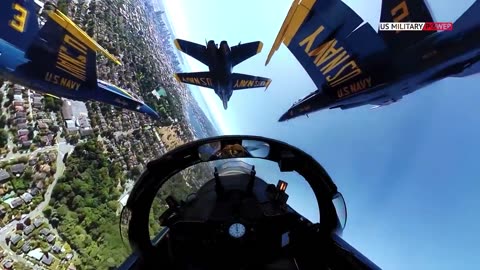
[44,72,81,90]
[336,76,372,98]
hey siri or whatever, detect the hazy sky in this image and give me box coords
[163,0,480,269]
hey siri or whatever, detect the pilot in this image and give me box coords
[215,144,248,158]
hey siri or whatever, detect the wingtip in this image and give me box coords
[264,79,272,90]
[257,41,264,54]
[173,39,182,51]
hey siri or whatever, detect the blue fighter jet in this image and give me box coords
[266,0,480,121]
[0,0,160,120]
[173,39,272,109]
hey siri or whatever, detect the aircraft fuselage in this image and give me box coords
[281,22,480,121]
[340,22,480,107]
[281,23,480,121]
[205,40,234,109]
[0,39,159,118]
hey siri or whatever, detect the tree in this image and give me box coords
[0,115,6,128]
[0,130,8,148]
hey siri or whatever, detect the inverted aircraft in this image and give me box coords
[118,135,382,269]
[265,0,480,121]
[0,0,160,120]
[174,39,272,109]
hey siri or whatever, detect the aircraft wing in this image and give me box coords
[265,0,388,92]
[95,80,160,119]
[230,41,263,67]
[174,39,209,66]
[231,73,272,90]
[379,0,437,52]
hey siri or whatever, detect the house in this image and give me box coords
[46,234,55,243]
[18,135,28,142]
[21,242,31,253]
[15,106,24,112]
[13,100,23,107]
[22,140,32,148]
[36,180,45,189]
[39,228,50,236]
[30,187,40,196]
[10,163,26,175]
[24,225,34,236]
[65,253,73,260]
[80,128,94,137]
[9,197,24,208]
[2,259,13,269]
[33,217,43,227]
[41,253,54,266]
[20,193,33,203]
[33,172,47,182]
[0,169,10,184]
[17,123,28,129]
[28,157,38,166]
[40,164,51,174]
[51,245,61,253]
[38,122,48,129]
[65,119,76,129]
[15,112,26,118]
[48,152,56,162]
[17,129,28,136]
[10,233,21,245]
[32,97,43,108]
[15,117,26,124]
[27,248,44,261]
[62,101,73,120]
[77,114,91,128]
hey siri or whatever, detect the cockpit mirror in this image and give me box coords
[332,193,347,229]
[198,140,270,161]
[241,140,270,158]
[198,141,222,161]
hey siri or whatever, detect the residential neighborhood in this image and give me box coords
[0,0,217,269]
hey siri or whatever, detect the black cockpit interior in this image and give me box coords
[118,135,381,270]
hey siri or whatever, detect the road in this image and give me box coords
[0,142,74,267]
[5,145,57,161]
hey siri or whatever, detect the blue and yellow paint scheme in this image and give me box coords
[266,0,480,121]
[173,39,271,110]
[0,0,160,120]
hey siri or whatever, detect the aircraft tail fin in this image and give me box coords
[174,72,215,89]
[453,1,480,31]
[0,0,41,51]
[379,0,436,51]
[44,6,121,65]
[25,9,100,89]
[231,73,272,91]
[230,41,264,67]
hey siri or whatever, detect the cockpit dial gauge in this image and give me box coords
[228,223,246,238]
